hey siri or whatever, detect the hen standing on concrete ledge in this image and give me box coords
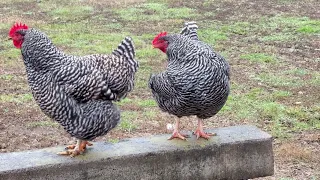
[149,22,230,140]
[8,22,139,157]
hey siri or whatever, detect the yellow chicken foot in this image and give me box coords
[193,119,216,140]
[57,140,93,157]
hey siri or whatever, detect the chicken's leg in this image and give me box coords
[57,139,93,157]
[168,119,189,140]
[194,119,216,140]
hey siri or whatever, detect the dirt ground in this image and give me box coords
[0,0,319,179]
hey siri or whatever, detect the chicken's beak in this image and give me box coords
[8,37,12,40]
[152,43,161,49]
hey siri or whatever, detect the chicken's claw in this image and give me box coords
[57,149,81,157]
[58,141,93,157]
[168,131,190,140]
[193,130,216,140]
[65,144,76,150]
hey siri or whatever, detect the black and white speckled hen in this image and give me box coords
[149,22,230,140]
[9,22,138,156]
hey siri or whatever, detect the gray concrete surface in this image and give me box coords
[0,125,274,180]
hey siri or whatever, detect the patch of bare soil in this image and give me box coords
[0,0,319,179]
[256,131,320,180]
[268,40,320,71]
[0,1,48,24]
[86,0,147,8]
[283,85,320,107]
[189,0,320,21]
[0,75,29,94]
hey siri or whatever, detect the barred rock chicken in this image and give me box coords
[149,22,230,140]
[9,22,139,156]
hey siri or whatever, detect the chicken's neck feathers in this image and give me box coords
[21,28,70,73]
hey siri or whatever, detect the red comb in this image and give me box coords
[152,32,167,45]
[9,22,28,38]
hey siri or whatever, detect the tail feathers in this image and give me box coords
[112,37,138,69]
[180,21,199,40]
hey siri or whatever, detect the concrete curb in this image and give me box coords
[0,125,274,180]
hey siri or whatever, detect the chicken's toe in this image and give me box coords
[168,131,189,140]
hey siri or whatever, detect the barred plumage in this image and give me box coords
[21,29,138,102]
[180,21,199,41]
[31,77,120,141]
[9,23,138,155]
[149,22,230,139]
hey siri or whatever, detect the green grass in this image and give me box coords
[0,93,33,103]
[137,99,157,108]
[259,102,286,120]
[143,110,157,119]
[0,48,21,59]
[0,0,26,3]
[116,98,158,111]
[38,23,132,55]
[297,25,320,33]
[0,22,11,30]
[279,178,296,180]
[0,0,319,179]
[136,47,160,59]
[115,3,198,21]
[285,68,309,76]
[134,69,153,90]
[116,98,134,106]
[103,22,123,30]
[0,74,14,81]
[107,138,120,143]
[221,21,252,35]
[1,0,320,177]
[37,0,93,21]
[222,86,319,138]
[263,16,320,33]
[310,73,320,85]
[257,16,320,42]
[50,6,94,20]
[283,68,320,85]
[272,106,320,138]
[118,111,138,133]
[240,53,277,63]
[198,28,228,45]
[216,15,320,43]
[253,72,304,87]
[203,11,216,18]
[271,90,292,100]
[0,0,317,132]
[275,16,320,34]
